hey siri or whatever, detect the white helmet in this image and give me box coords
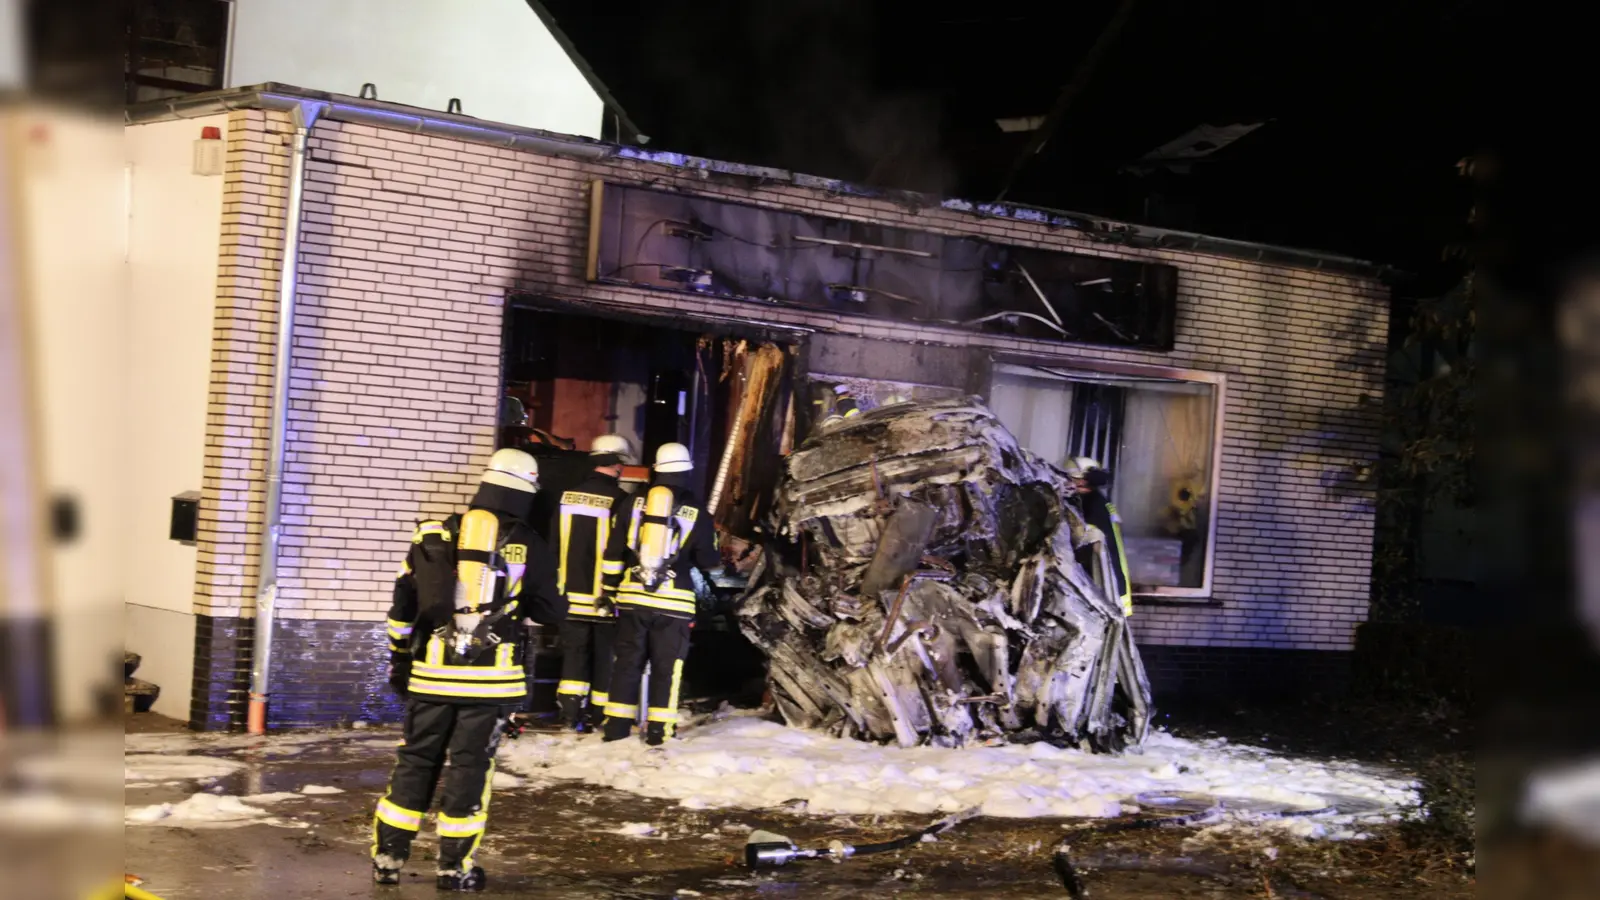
[1062,456,1102,479]
[481,448,539,493]
[589,434,636,465]
[653,442,693,473]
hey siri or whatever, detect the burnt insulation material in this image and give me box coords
[738,397,1152,751]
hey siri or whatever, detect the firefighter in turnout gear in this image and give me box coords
[553,435,635,732]
[372,448,564,892]
[1065,456,1134,617]
[600,442,720,746]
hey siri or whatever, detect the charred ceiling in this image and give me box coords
[588,181,1179,351]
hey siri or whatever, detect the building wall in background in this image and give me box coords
[120,113,230,718]
[183,109,1388,727]
[228,0,604,139]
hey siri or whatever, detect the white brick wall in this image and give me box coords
[194,110,1388,652]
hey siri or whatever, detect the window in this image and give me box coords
[989,361,1225,598]
[805,374,965,437]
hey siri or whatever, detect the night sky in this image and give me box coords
[536,0,1523,283]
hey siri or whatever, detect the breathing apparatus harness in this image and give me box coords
[631,484,687,592]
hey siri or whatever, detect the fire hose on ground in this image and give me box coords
[744,806,982,868]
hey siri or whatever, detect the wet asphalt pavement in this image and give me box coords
[123,715,1471,899]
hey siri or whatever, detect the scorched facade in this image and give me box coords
[123,88,1389,730]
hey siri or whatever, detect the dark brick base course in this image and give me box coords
[190,615,405,731]
[1138,643,1353,702]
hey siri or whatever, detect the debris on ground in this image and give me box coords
[739,398,1150,749]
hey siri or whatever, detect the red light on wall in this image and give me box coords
[200,126,222,140]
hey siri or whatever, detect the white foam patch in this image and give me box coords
[1521,757,1600,846]
[124,754,246,783]
[609,822,660,838]
[126,793,294,828]
[300,784,344,795]
[498,718,1418,836]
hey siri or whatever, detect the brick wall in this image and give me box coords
[188,109,1387,726]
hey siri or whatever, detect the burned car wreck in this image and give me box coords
[737,397,1152,752]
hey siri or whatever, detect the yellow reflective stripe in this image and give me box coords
[604,702,638,718]
[462,755,496,870]
[414,522,449,543]
[593,517,608,597]
[646,708,679,723]
[386,619,414,641]
[557,510,573,595]
[437,813,488,838]
[408,679,526,699]
[616,593,696,615]
[618,578,696,601]
[557,680,590,696]
[664,657,685,738]
[590,691,609,705]
[395,558,412,579]
[376,797,424,831]
[412,663,522,681]
[425,635,444,665]
[600,560,625,574]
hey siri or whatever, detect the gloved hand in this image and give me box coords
[596,592,617,616]
[387,657,412,698]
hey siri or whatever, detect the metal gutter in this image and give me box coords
[123,86,1391,278]
[246,99,322,735]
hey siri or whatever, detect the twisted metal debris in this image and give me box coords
[737,397,1152,751]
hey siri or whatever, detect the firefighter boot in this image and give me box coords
[645,721,668,747]
[584,700,607,733]
[602,716,633,742]
[372,855,404,886]
[435,866,487,892]
[557,695,584,731]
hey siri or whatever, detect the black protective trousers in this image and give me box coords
[371,699,509,874]
[603,607,691,737]
[556,617,616,725]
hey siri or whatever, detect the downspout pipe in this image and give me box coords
[247,100,324,735]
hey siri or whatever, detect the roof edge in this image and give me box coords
[123,84,1397,281]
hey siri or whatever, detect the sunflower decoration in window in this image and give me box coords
[1162,472,1207,562]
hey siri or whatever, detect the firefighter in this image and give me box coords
[1065,456,1133,617]
[372,448,564,892]
[599,442,720,745]
[818,384,861,432]
[552,434,636,732]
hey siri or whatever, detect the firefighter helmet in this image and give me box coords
[482,448,539,493]
[1063,456,1102,479]
[653,442,693,473]
[590,433,636,465]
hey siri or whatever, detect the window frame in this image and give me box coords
[989,354,1227,602]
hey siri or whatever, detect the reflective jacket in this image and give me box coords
[600,478,719,620]
[386,484,563,704]
[551,471,630,620]
[1077,489,1133,617]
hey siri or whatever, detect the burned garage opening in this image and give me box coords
[498,298,800,707]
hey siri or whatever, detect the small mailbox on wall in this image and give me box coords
[169,491,200,545]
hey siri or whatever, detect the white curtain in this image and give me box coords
[1116,382,1215,587]
[989,369,1074,466]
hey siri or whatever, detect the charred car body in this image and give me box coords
[737,397,1152,751]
